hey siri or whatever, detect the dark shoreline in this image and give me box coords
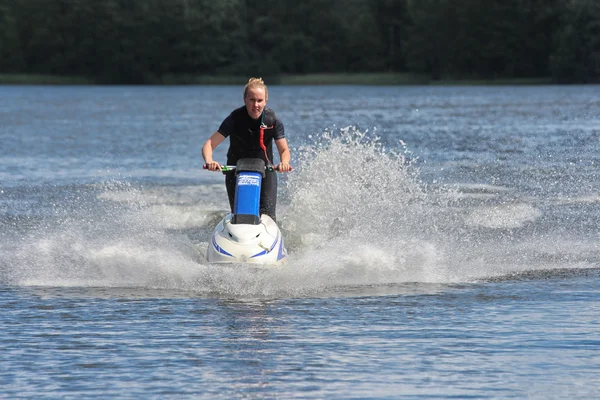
[0,72,555,86]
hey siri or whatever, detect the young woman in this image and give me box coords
[202,77,292,221]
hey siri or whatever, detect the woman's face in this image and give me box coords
[244,87,267,120]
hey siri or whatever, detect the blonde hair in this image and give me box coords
[244,77,268,100]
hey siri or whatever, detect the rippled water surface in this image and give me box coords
[1,84,599,398]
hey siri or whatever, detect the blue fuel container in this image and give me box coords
[234,171,262,219]
[232,158,266,224]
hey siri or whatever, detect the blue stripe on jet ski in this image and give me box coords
[213,234,234,257]
[251,249,267,258]
[250,232,279,258]
[277,239,286,261]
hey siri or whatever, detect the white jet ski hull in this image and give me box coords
[207,213,287,266]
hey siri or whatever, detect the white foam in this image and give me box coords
[552,194,600,205]
[97,183,227,205]
[464,203,542,229]
[449,183,514,200]
[3,127,599,296]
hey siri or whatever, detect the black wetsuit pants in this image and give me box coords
[225,170,278,222]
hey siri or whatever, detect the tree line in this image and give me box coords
[0,0,598,84]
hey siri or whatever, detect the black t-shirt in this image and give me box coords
[218,106,285,165]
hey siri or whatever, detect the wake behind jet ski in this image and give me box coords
[204,158,288,266]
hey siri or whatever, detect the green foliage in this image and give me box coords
[551,0,600,83]
[0,1,25,72]
[402,0,567,80]
[0,0,595,83]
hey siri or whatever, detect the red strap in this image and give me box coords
[259,125,271,164]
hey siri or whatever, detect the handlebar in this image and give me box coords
[203,165,237,173]
[203,164,292,172]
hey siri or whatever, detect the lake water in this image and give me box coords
[1,84,599,398]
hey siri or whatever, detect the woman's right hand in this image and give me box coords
[203,161,222,171]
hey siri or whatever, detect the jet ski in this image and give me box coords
[205,158,288,266]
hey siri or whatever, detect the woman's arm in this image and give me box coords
[202,131,226,171]
[275,138,292,172]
